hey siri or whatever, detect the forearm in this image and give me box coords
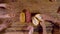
[40,21,47,34]
[43,26,47,34]
[41,14,60,25]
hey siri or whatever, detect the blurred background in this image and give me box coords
[0,0,60,34]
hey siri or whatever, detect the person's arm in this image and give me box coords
[40,19,47,34]
[41,14,60,25]
[34,14,47,34]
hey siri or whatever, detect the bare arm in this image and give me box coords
[40,19,47,34]
[41,14,60,25]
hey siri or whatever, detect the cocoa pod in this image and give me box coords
[32,17,39,26]
[20,12,25,23]
[25,10,31,23]
[32,14,42,26]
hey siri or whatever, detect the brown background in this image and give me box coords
[0,0,60,34]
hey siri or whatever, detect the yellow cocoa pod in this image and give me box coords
[20,12,25,24]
